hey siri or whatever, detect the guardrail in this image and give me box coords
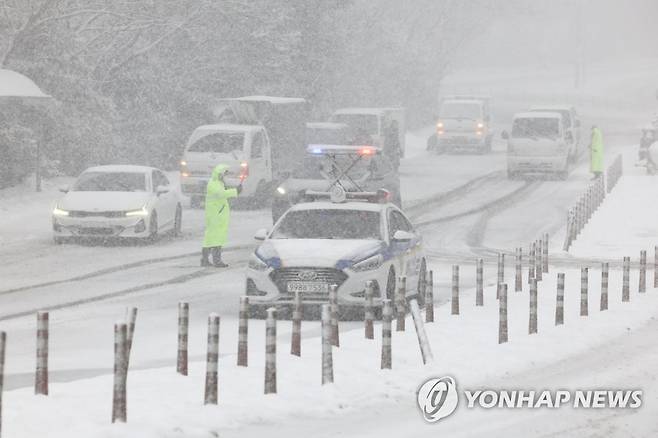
[563,176,606,251]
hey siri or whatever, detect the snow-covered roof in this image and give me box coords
[193,123,261,133]
[530,105,574,112]
[306,122,350,129]
[333,108,386,116]
[0,69,51,98]
[290,201,386,212]
[231,96,305,104]
[83,165,156,174]
[513,111,562,119]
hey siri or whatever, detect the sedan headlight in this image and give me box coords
[125,207,149,217]
[351,254,384,272]
[248,254,269,271]
[52,207,69,217]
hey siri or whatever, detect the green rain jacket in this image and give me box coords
[590,127,604,173]
[203,164,238,248]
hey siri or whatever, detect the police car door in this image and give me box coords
[387,208,421,292]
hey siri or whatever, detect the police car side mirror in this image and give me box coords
[392,230,414,242]
[254,228,268,241]
[501,131,509,140]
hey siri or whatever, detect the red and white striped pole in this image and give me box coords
[264,308,277,394]
[112,322,127,423]
[498,284,508,344]
[321,304,333,384]
[600,263,609,311]
[396,277,406,331]
[528,242,536,284]
[364,281,375,339]
[291,293,302,356]
[177,302,189,375]
[529,279,537,334]
[451,265,460,315]
[555,273,565,325]
[622,257,630,302]
[35,311,49,395]
[125,307,137,368]
[639,250,647,293]
[426,270,435,322]
[476,259,484,306]
[238,297,249,365]
[543,233,549,273]
[204,314,220,405]
[580,267,589,316]
[409,299,433,364]
[497,253,504,299]
[535,240,543,282]
[0,331,5,438]
[329,284,340,346]
[381,299,392,369]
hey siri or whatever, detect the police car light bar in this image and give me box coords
[306,144,382,156]
[302,188,391,204]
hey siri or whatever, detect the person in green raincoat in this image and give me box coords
[201,164,242,267]
[589,125,604,179]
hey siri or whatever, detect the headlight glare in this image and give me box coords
[125,207,149,217]
[52,207,69,217]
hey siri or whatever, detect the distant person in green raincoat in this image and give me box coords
[589,125,604,180]
[201,164,242,267]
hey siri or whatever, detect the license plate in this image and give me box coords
[286,282,329,293]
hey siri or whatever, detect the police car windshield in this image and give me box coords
[271,209,381,240]
[292,155,371,179]
[512,118,559,139]
[73,172,146,192]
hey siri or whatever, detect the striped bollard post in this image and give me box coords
[364,281,375,339]
[622,257,630,302]
[238,297,249,365]
[409,299,433,364]
[264,308,277,394]
[112,322,127,423]
[426,270,435,322]
[35,311,49,395]
[381,299,392,369]
[529,279,537,334]
[125,307,137,365]
[451,265,460,315]
[496,253,504,299]
[476,259,484,306]
[600,263,609,311]
[498,284,508,344]
[396,277,406,331]
[528,242,536,284]
[654,246,658,288]
[321,304,333,384]
[555,273,565,325]
[204,314,220,405]
[543,233,549,273]
[329,284,340,346]
[0,332,5,438]
[291,293,302,356]
[515,248,523,292]
[177,302,189,375]
[535,240,543,281]
[639,250,647,293]
[569,208,578,244]
[580,267,589,316]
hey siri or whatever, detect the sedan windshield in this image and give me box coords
[271,209,381,240]
[187,132,244,154]
[73,172,147,192]
[512,118,560,139]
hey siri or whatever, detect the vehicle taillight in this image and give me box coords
[180,160,189,178]
[476,122,484,129]
[358,146,375,156]
[240,162,249,181]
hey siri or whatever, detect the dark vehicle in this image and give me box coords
[271,145,401,223]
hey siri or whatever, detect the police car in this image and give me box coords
[246,188,427,318]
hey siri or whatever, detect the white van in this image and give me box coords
[180,124,272,206]
[330,107,406,157]
[503,112,573,180]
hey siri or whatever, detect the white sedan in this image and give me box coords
[52,165,182,243]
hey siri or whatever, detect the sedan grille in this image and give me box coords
[69,210,125,218]
[270,268,348,300]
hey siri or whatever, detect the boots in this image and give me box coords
[211,247,228,268]
[201,248,211,267]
